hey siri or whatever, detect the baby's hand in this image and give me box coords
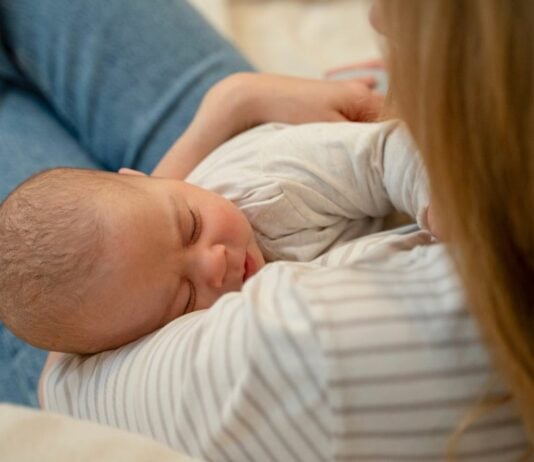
[153,72,386,180]
[244,72,385,124]
[426,204,446,241]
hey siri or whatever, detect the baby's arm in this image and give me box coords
[152,73,383,180]
[260,121,429,259]
[380,123,429,226]
[152,75,254,180]
[187,120,428,262]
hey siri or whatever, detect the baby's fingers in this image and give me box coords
[341,91,385,122]
[351,76,377,89]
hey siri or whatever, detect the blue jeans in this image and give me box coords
[0,0,253,407]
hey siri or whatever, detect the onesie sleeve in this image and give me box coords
[186,121,429,262]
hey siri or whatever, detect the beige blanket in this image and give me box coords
[0,405,202,462]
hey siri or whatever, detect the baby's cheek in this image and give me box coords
[222,206,251,237]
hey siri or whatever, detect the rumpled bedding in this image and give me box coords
[0,404,202,462]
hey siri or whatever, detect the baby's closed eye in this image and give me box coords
[188,207,202,245]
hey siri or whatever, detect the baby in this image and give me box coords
[0,166,267,354]
[0,113,428,355]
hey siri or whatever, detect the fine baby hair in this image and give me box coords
[0,168,139,353]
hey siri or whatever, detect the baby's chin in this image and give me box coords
[32,335,104,355]
[9,321,94,355]
[58,325,150,354]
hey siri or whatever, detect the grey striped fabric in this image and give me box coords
[44,121,528,460]
[43,229,528,461]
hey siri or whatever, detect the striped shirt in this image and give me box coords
[43,122,528,461]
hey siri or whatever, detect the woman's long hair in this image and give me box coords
[379,0,534,455]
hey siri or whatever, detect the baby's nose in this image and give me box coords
[202,244,227,289]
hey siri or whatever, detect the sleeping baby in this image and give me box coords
[0,120,429,354]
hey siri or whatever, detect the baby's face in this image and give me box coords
[85,172,265,351]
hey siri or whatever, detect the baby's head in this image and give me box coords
[0,168,264,354]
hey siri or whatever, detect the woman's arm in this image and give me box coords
[151,72,384,180]
[41,263,332,459]
[39,241,516,460]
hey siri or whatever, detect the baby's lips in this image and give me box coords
[242,252,249,282]
[243,252,257,282]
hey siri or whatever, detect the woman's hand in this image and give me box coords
[426,204,446,241]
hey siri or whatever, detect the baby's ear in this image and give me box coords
[118,168,147,177]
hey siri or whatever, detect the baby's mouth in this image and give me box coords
[243,252,257,282]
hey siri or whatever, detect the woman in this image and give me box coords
[2,0,533,461]
[377,0,534,453]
